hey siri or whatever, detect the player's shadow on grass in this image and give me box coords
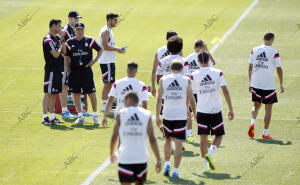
[182,150,200,157]
[193,172,241,180]
[252,138,292,145]
[70,123,108,130]
[165,177,205,185]
[49,124,74,130]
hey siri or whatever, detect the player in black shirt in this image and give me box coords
[42,18,64,125]
[59,11,82,119]
[65,22,103,125]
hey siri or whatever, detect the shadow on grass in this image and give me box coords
[165,177,205,185]
[49,124,74,130]
[193,172,241,180]
[108,178,156,184]
[251,138,292,145]
[70,123,109,130]
[182,150,200,157]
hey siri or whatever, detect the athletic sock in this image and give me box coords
[93,112,98,117]
[208,145,217,157]
[202,158,209,169]
[62,107,68,113]
[263,129,268,136]
[49,113,55,121]
[173,168,178,174]
[101,100,107,110]
[187,129,193,136]
[165,161,170,168]
[78,112,83,118]
[251,119,256,126]
[43,114,48,119]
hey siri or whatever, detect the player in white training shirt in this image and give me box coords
[186,39,217,143]
[156,60,196,179]
[248,31,284,139]
[151,30,178,97]
[98,12,126,113]
[102,61,149,127]
[191,51,234,172]
[110,91,161,185]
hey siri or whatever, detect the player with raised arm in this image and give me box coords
[248,31,284,139]
[110,91,161,185]
[191,51,234,172]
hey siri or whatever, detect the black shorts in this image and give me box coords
[62,70,68,85]
[100,63,115,83]
[197,112,225,136]
[44,69,62,94]
[251,87,278,104]
[162,119,186,140]
[118,163,147,184]
[68,67,96,94]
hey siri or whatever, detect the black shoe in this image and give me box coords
[42,117,50,125]
[50,118,64,125]
[111,101,117,109]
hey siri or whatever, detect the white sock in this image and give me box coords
[187,129,193,136]
[173,168,178,174]
[62,107,68,113]
[208,145,217,157]
[43,114,48,119]
[49,113,55,121]
[93,112,98,117]
[102,100,107,108]
[202,158,209,169]
[263,129,268,136]
[78,112,83,118]
[251,119,256,126]
[165,161,170,168]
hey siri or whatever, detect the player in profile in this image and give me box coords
[191,51,234,172]
[102,61,149,127]
[42,18,64,125]
[151,30,178,97]
[59,10,81,119]
[248,31,284,139]
[156,60,196,178]
[110,91,161,185]
[65,22,103,124]
[98,12,126,114]
[186,39,216,143]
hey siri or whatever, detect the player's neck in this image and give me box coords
[68,21,75,28]
[107,23,112,29]
[49,30,56,37]
[75,36,84,41]
[200,64,209,68]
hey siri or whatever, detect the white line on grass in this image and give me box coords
[79,1,261,184]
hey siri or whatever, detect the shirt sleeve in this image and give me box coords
[190,74,196,90]
[183,60,190,76]
[90,38,101,52]
[156,60,163,75]
[219,72,227,87]
[273,52,282,67]
[43,38,55,52]
[65,40,72,57]
[141,85,149,101]
[248,49,254,64]
[108,83,117,97]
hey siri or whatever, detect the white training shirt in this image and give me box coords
[118,106,151,164]
[98,25,116,64]
[191,67,227,114]
[249,45,281,90]
[109,77,149,112]
[161,73,189,120]
[157,45,170,61]
[156,55,190,76]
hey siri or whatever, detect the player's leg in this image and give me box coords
[163,136,172,176]
[100,63,115,113]
[60,82,75,119]
[249,88,263,137]
[173,138,183,178]
[263,104,273,139]
[200,134,210,172]
[186,111,194,143]
[42,93,50,125]
[73,93,84,123]
[88,92,100,125]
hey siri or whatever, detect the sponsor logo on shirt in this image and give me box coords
[121,84,133,95]
[125,113,142,126]
[167,80,182,90]
[256,52,268,61]
[200,75,215,86]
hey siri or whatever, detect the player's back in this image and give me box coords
[98,25,116,64]
[158,55,189,76]
[118,106,151,164]
[186,52,201,74]
[157,45,170,60]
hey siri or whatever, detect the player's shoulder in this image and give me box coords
[119,107,128,114]
[84,36,95,42]
[63,24,69,30]
[43,33,54,43]
[66,37,76,44]
[115,77,127,84]
[157,45,167,52]
[186,52,197,60]
[138,107,151,116]
[210,67,224,76]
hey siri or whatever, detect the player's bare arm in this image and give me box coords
[49,47,62,59]
[221,86,234,120]
[276,67,284,93]
[155,79,163,128]
[187,80,196,119]
[102,96,115,127]
[85,47,103,67]
[65,56,71,75]
[110,113,120,163]
[142,101,147,109]
[248,64,253,92]
[151,52,158,96]
[101,30,125,53]
[147,117,162,173]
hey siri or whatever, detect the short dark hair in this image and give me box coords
[194,39,205,48]
[166,30,177,40]
[49,18,61,28]
[127,61,138,71]
[106,12,119,21]
[264,31,275,41]
[170,59,183,71]
[198,51,210,64]
[167,36,183,54]
[124,90,139,104]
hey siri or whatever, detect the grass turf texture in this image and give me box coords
[0,0,300,184]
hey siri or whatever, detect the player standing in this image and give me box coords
[110,91,161,185]
[98,12,126,113]
[191,51,234,172]
[59,11,81,119]
[65,22,103,124]
[248,31,284,139]
[102,61,149,127]
[156,60,196,178]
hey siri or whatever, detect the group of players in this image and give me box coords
[42,10,284,185]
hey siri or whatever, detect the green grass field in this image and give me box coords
[0,0,300,184]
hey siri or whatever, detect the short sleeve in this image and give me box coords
[141,85,149,101]
[248,49,254,64]
[273,52,281,67]
[183,60,190,76]
[90,38,101,51]
[108,83,117,97]
[43,39,55,52]
[156,61,163,75]
[65,40,72,57]
[219,72,227,87]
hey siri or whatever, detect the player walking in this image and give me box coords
[110,91,161,185]
[248,31,284,139]
[191,51,234,172]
